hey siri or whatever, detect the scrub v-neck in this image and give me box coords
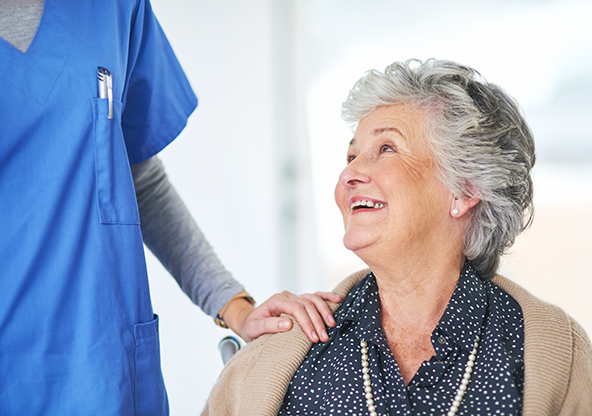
[0,0,44,52]
[0,0,80,107]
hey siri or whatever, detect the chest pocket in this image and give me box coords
[92,97,140,224]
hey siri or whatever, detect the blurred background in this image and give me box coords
[147,0,592,413]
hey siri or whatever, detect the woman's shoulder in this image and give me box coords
[490,274,587,344]
[488,273,588,352]
[202,317,313,416]
[491,274,592,416]
[491,275,566,317]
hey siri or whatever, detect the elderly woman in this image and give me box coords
[202,59,592,416]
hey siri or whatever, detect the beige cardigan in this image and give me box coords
[202,270,592,416]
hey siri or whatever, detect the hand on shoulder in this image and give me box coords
[223,291,342,343]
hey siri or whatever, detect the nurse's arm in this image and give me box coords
[132,155,243,318]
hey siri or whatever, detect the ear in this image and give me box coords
[451,196,480,218]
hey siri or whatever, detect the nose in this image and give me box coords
[338,158,371,188]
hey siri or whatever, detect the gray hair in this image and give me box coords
[342,59,535,279]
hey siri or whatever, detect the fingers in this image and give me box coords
[279,291,342,343]
[282,294,325,343]
[299,292,340,328]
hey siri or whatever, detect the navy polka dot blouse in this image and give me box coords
[278,262,524,415]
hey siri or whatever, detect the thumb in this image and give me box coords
[244,317,293,341]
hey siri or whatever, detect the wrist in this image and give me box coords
[223,297,255,336]
[214,290,254,328]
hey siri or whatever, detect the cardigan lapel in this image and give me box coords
[492,274,572,416]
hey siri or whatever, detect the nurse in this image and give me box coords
[0,1,338,415]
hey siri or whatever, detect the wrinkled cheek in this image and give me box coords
[334,182,343,206]
[334,183,349,228]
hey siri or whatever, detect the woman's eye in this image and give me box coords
[380,144,395,153]
[346,154,356,164]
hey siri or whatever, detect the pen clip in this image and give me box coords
[98,67,113,119]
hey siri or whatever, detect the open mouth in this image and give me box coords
[350,200,386,212]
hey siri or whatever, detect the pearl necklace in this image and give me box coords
[360,329,481,416]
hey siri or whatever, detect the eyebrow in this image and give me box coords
[349,127,405,146]
[372,127,403,136]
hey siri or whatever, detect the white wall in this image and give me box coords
[147,1,592,414]
[148,1,281,413]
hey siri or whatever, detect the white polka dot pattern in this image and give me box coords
[278,262,524,416]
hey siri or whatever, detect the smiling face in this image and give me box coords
[334,104,455,263]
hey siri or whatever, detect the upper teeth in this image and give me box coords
[351,200,385,211]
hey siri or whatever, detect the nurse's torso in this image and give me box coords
[0,1,167,414]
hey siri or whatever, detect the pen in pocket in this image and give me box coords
[97,67,113,119]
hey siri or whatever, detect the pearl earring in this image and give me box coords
[452,208,459,216]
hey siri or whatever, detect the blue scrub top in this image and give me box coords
[0,0,197,414]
